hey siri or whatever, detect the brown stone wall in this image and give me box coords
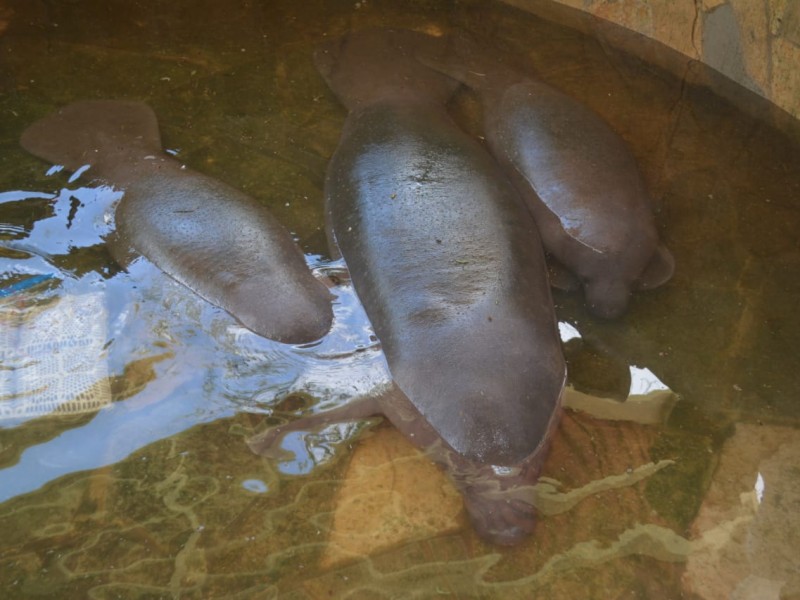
[502,0,800,121]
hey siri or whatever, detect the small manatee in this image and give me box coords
[21,100,333,343]
[418,33,674,318]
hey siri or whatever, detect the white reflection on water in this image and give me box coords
[0,183,389,503]
[755,472,764,504]
[558,320,581,342]
[629,365,670,395]
[0,258,388,502]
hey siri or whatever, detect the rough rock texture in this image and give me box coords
[501,0,800,122]
[683,424,800,599]
[320,427,463,568]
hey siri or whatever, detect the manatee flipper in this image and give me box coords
[635,244,675,290]
[247,394,384,458]
[20,100,334,344]
[546,257,581,291]
[414,31,504,90]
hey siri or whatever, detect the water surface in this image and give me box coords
[0,0,799,598]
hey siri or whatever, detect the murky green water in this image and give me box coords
[1,0,799,598]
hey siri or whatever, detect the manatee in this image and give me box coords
[20,100,333,343]
[418,34,674,319]
[250,29,566,545]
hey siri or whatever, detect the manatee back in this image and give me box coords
[325,102,565,465]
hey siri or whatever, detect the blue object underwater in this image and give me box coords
[0,273,56,298]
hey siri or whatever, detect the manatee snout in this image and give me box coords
[462,491,537,546]
[453,459,546,546]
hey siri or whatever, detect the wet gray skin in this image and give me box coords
[251,29,566,545]
[418,34,675,319]
[20,100,334,343]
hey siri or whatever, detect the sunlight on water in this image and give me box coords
[0,0,798,597]
[754,472,764,504]
[0,176,389,504]
[628,366,669,395]
[557,320,580,342]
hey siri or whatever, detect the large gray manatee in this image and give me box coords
[419,34,674,319]
[20,100,333,343]
[250,29,566,545]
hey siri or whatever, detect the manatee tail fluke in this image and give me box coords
[20,100,161,172]
[414,31,478,86]
[414,31,514,91]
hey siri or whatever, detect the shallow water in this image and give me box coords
[0,0,799,598]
